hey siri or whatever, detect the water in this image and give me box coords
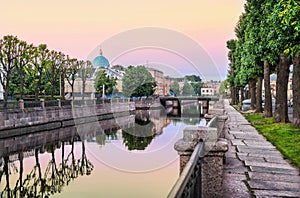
[0,105,205,198]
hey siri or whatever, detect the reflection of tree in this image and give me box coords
[78,141,94,176]
[0,135,94,197]
[122,120,155,151]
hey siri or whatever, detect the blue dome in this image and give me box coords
[92,55,109,67]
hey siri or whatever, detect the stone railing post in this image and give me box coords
[40,99,45,109]
[201,138,228,197]
[19,99,24,110]
[174,126,228,198]
[57,99,61,108]
[217,115,228,138]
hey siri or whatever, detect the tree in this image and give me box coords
[182,79,194,96]
[78,60,93,100]
[274,0,300,126]
[65,58,80,100]
[185,75,202,95]
[122,65,155,98]
[170,79,180,96]
[30,44,50,101]
[15,41,33,99]
[0,35,21,107]
[94,70,117,96]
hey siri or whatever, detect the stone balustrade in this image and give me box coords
[173,99,229,198]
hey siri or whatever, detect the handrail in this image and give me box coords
[168,142,204,198]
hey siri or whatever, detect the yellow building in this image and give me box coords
[148,68,171,96]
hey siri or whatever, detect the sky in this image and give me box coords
[1,0,246,80]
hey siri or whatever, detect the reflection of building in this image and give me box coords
[201,81,221,96]
[148,68,171,96]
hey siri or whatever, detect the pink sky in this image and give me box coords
[1,0,245,80]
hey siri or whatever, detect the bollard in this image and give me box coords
[19,99,24,110]
[40,99,45,109]
[57,99,61,108]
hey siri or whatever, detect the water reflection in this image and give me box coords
[0,132,92,198]
[0,103,204,197]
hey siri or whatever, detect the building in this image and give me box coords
[201,81,221,96]
[64,49,125,99]
[148,68,171,96]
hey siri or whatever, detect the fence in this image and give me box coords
[168,142,204,198]
[168,99,228,198]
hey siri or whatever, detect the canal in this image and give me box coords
[0,103,205,197]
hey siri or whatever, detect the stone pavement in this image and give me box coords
[222,99,300,198]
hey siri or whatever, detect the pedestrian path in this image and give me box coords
[222,99,300,198]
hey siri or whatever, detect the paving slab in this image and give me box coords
[249,179,300,191]
[222,173,251,198]
[248,172,300,183]
[254,190,300,198]
[250,165,299,175]
[245,160,296,170]
[224,157,249,173]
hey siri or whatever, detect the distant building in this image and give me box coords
[64,49,125,99]
[148,68,171,96]
[201,81,221,96]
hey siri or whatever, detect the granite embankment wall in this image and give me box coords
[0,102,135,138]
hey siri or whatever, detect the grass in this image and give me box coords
[243,113,300,170]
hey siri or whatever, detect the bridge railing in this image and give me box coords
[168,142,204,198]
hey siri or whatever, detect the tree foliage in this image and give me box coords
[94,70,117,95]
[122,65,155,97]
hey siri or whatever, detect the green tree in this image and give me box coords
[65,57,80,99]
[94,70,117,96]
[78,60,93,100]
[170,80,180,96]
[0,35,21,106]
[45,51,64,99]
[29,44,50,101]
[122,65,155,97]
[182,79,194,96]
[185,75,202,95]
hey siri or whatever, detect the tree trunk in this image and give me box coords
[249,79,257,110]
[231,87,237,105]
[230,53,237,105]
[274,55,290,123]
[35,70,42,101]
[256,76,263,113]
[3,75,11,108]
[60,74,65,99]
[263,60,272,117]
[82,80,86,100]
[292,55,300,127]
[240,87,244,103]
[19,67,24,99]
[51,78,55,100]
[235,88,240,104]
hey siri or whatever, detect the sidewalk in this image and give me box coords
[222,99,300,198]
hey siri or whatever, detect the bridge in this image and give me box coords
[159,96,220,117]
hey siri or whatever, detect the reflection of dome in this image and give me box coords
[92,49,109,67]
